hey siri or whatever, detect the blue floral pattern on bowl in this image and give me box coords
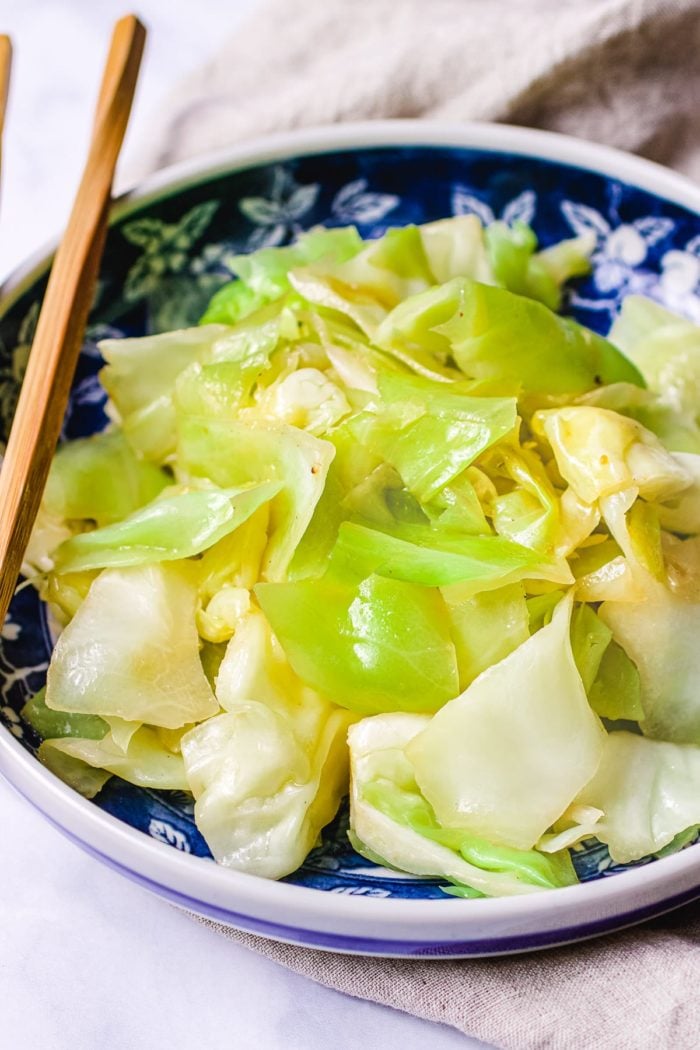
[2,143,699,900]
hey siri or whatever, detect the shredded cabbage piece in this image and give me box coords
[45,564,219,729]
[349,713,577,897]
[576,732,700,862]
[41,727,188,790]
[181,700,352,879]
[52,482,281,573]
[406,595,605,849]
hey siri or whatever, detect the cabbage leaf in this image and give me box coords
[485,221,592,310]
[201,227,363,324]
[45,564,219,728]
[22,687,108,741]
[435,279,644,394]
[43,430,170,526]
[596,491,700,741]
[52,481,281,573]
[289,226,434,336]
[99,325,232,460]
[534,406,691,504]
[406,594,605,849]
[349,372,517,502]
[256,572,458,714]
[349,713,577,896]
[40,726,188,790]
[181,612,354,878]
[576,731,700,862]
[609,296,700,419]
[328,520,545,589]
[441,582,530,688]
[178,417,334,580]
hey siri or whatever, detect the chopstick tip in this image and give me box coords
[0,33,11,108]
[115,13,148,38]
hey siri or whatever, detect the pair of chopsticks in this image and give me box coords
[0,16,146,624]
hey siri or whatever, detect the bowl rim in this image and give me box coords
[2,118,700,947]
[3,117,700,311]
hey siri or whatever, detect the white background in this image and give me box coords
[0,3,484,1047]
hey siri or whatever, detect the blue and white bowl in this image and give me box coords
[1,121,700,957]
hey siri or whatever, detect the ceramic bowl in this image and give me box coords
[1,121,699,957]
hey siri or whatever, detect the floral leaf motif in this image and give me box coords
[451,187,494,225]
[332,179,399,224]
[190,242,240,277]
[17,300,39,349]
[239,167,320,248]
[149,273,228,333]
[121,200,220,311]
[286,183,321,221]
[71,375,107,407]
[200,243,228,268]
[121,217,166,250]
[1,617,20,641]
[659,249,700,299]
[124,253,161,302]
[148,818,192,852]
[594,260,629,293]
[684,234,700,258]
[0,299,42,447]
[502,190,536,227]
[240,197,286,225]
[271,165,291,200]
[633,216,674,247]
[333,179,368,210]
[561,201,610,240]
[173,201,220,247]
[246,223,287,251]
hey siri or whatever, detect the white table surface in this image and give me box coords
[0,3,483,1047]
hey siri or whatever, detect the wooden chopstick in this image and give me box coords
[0,15,146,624]
[0,35,11,172]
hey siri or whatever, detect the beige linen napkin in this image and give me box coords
[138,0,700,180]
[141,0,700,1045]
[196,905,700,1049]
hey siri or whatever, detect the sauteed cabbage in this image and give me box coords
[21,215,700,893]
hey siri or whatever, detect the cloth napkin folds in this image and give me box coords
[196,905,700,1049]
[138,0,700,180]
[139,1,700,1046]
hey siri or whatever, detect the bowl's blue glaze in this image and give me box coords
[2,136,700,908]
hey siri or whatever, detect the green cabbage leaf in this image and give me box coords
[52,481,281,573]
[348,372,517,501]
[597,491,700,742]
[180,607,354,878]
[406,594,605,849]
[256,572,458,714]
[534,406,691,504]
[43,430,170,526]
[576,731,700,862]
[201,226,364,325]
[178,417,334,580]
[435,279,644,395]
[40,727,188,791]
[485,221,592,310]
[45,564,219,728]
[349,713,577,897]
